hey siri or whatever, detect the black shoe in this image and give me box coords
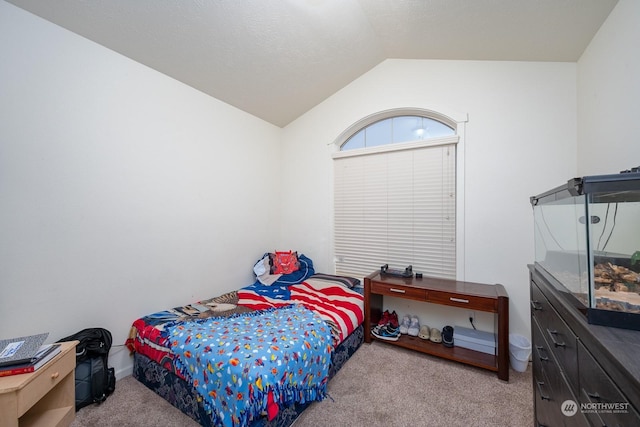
[442,326,454,348]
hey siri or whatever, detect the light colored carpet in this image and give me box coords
[72,341,533,427]
[296,342,533,427]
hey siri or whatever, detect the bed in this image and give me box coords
[126,254,364,427]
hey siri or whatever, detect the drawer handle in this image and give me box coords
[536,381,551,401]
[530,300,542,311]
[51,372,60,379]
[586,391,601,400]
[389,288,406,294]
[546,329,566,348]
[535,345,549,362]
[450,297,469,304]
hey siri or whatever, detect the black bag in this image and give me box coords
[58,327,116,410]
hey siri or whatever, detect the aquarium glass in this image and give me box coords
[533,194,589,306]
[586,191,640,312]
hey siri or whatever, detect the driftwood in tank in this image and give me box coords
[594,262,640,293]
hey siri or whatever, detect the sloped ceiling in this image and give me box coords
[7,0,618,127]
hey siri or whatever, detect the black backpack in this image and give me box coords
[58,327,116,410]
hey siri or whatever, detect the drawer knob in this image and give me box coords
[389,288,406,294]
[450,297,469,304]
[51,372,60,379]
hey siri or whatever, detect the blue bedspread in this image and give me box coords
[165,304,333,427]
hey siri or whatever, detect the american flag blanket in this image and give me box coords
[237,279,364,345]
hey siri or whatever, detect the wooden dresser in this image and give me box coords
[530,265,640,426]
[0,340,78,427]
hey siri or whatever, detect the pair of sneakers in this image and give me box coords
[371,310,400,341]
[399,314,420,336]
[417,325,442,343]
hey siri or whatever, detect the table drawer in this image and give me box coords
[428,290,497,311]
[370,282,426,301]
[17,347,75,417]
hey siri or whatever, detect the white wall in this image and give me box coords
[280,59,578,338]
[577,0,640,175]
[0,1,281,378]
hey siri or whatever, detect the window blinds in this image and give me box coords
[333,143,456,279]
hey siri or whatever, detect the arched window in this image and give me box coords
[341,116,455,151]
[332,108,465,280]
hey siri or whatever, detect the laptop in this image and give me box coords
[0,333,49,367]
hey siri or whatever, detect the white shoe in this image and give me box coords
[407,316,420,336]
[399,314,411,334]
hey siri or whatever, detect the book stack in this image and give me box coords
[0,333,60,377]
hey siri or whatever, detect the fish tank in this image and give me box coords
[530,168,640,331]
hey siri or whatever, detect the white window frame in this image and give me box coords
[330,107,468,280]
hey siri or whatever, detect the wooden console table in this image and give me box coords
[364,271,510,381]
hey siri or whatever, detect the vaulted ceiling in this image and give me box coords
[7,0,618,127]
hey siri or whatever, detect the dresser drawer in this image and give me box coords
[530,281,552,318]
[531,282,579,394]
[578,342,640,427]
[533,367,556,427]
[370,282,426,301]
[532,318,570,407]
[532,317,554,371]
[533,358,587,427]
